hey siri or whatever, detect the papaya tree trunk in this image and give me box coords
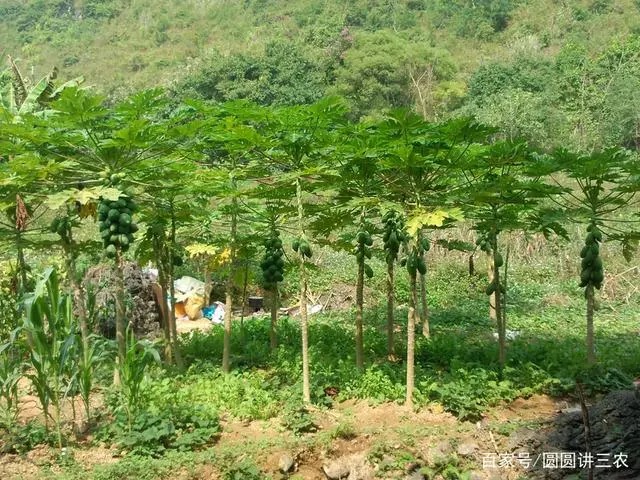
[296,178,311,403]
[586,284,596,365]
[240,261,248,333]
[356,253,365,371]
[420,253,430,338]
[15,230,28,294]
[468,254,475,276]
[169,210,183,369]
[386,260,395,360]
[488,251,497,322]
[222,205,237,374]
[270,286,278,350]
[493,249,505,371]
[406,272,417,407]
[168,266,182,368]
[114,248,126,384]
[153,237,173,363]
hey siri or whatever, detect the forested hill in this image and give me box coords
[2,0,640,150]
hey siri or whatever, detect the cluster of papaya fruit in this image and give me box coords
[292,237,312,259]
[580,223,604,291]
[98,197,138,258]
[49,216,73,243]
[382,211,406,264]
[400,237,430,277]
[99,171,126,186]
[475,234,493,253]
[355,228,374,279]
[261,230,285,288]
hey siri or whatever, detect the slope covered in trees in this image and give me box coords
[2,0,640,149]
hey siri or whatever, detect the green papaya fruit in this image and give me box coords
[495,252,504,268]
[292,239,300,252]
[580,269,591,285]
[108,209,120,221]
[591,270,604,283]
[593,229,603,242]
[580,246,588,258]
[592,257,603,270]
[364,264,374,278]
[417,258,427,275]
[485,282,496,296]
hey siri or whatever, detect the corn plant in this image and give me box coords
[118,327,161,430]
[22,267,78,448]
[0,338,22,428]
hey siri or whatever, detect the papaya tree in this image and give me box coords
[457,141,566,371]
[187,100,263,373]
[308,120,384,370]
[381,209,407,359]
[378,111,483,406]
[549,148,639,364]
[35,87,176,368]
[259,204,287,350]
[262,97,348,402]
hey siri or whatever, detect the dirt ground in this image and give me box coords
[0,392,567,480]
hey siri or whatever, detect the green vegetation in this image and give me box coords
[1,2,640,479]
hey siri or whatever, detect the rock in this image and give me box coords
[536,389,640,479]
[323,460,350,479]
[506,427,544,452]
[456,441,479,457]
[404,471,425,480]
[323,453,370,480]
[469,471,485,480]
[424,440,452,464]
[278,453,295,473]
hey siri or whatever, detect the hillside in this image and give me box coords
[2,0,640,148]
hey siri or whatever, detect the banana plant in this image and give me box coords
[0,55,83,118]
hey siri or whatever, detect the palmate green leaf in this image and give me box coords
[45,186,122,210]
[406,207,464,236]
